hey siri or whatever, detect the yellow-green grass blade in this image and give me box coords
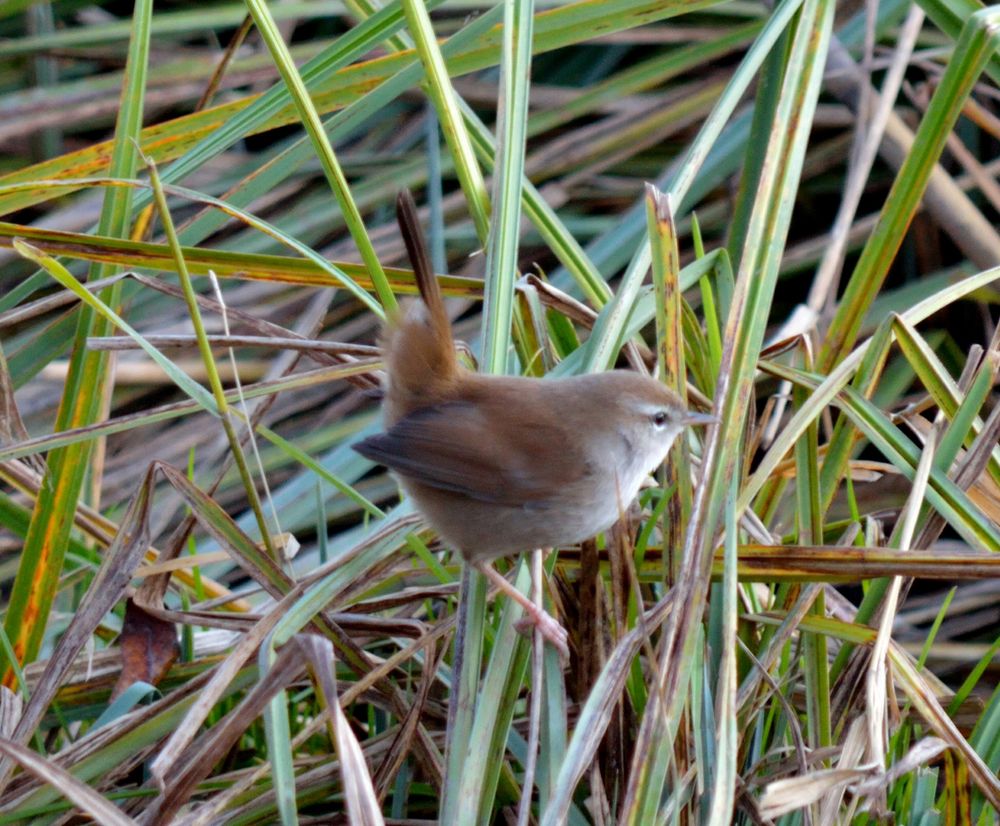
[0,0,151,686]
[243,0,395,312]
[14,242,219,414]
[647,186,693,576]
[0,178,384,315]
[146,159,278,557]
[0,221,482,297]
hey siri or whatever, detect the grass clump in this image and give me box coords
[0,0,999,822]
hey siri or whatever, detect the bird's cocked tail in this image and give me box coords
[382,190,459,422]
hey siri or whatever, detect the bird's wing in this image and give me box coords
[353,400,585,507]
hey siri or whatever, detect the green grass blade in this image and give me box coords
[0,0,151,685]
[480,0,534,374]
[402,0,490,241]
[243,0,396,312]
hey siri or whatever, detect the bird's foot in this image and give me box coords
[475,561,570,661]
[514,606,569,661]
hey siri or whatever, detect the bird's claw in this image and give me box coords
[515,609,570,662]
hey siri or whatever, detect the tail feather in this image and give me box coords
[396,190,451,347]
[383,190,458,421]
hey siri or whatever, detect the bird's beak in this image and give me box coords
[682,411,717,427]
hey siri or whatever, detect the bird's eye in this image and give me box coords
[652,411,668,427]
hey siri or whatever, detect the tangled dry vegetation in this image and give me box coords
[1,0,1000,822]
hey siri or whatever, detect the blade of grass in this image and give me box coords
[0,0,151,686]
[744,264,1000,518]
[480,0,534,373]
[647,186,692,579]
[401,0,490,241]
[0,178,386,314]
[705,474,738,825]
[243,0,396,312]
[12,242,218,414]
[622,0,835,815]
[146,159,277,558]
[818,7,1000,370]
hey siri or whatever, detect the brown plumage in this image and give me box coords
[379,190,457,420]
[354,191,713,655]
[354,191,712,564]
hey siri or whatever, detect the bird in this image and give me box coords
[354,190,714,657]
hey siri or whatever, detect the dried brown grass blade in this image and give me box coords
[300,635,385,826]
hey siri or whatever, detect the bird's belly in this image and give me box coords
[403,478,635,564]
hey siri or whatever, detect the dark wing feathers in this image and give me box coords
[353,400,574,507]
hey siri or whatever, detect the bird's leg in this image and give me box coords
[475,560,569,660]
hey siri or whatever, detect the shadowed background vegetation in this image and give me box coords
[0,0,1000,822]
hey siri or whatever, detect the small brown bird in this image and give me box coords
[354,191,714,656]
